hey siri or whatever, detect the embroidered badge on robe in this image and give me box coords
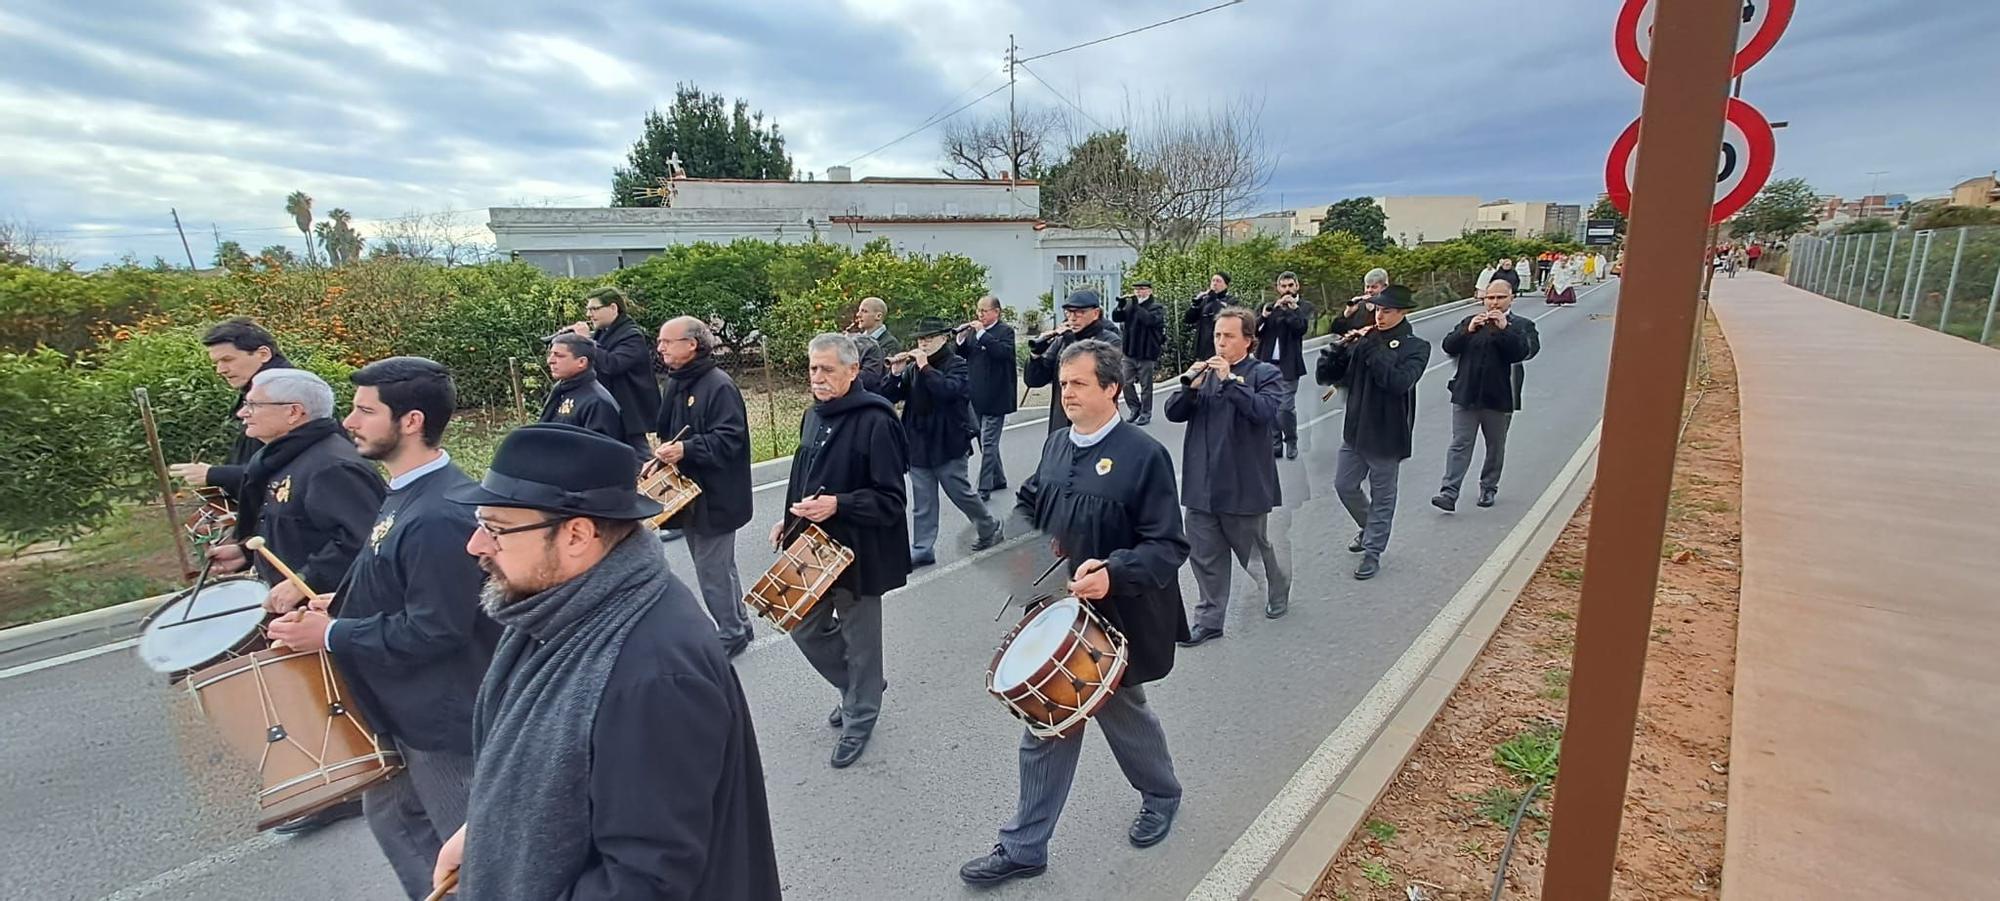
[369,513,395,553]
[687,395,695,407]
[1389,339,1401,348]
[272,475,292,503]
[558,397,576,417]
[1095,457,1114,476]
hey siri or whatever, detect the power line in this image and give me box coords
[1016,62,1110,132]
[842,82,1010,167]
[42,193,603,244]
[1016,0,1245,63]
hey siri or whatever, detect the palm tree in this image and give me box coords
[285,191,315,265]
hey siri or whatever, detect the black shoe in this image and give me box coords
[978,491,991,502]
[1265,602,1288,620]
[1129,805,1177,848]
[1177,626,1224,647]
[911,552,936,568]
[723,633,752,658]
[272,798,363,835]
[1273,443,1284,458]
[1477,488,1497,507]
[1348,532,1366,553]
[827,705,843,729]
[971,527,1004,552]
[656,528,684,542]
[1354,555,1380,580]
[1431,493,1456,512]
[1285,442,1298,460]
[1133,413,1151,426]
[831,733,870,768]
[959,845,1046,885]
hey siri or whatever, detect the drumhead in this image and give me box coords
[994,597,1081,691]
[137,579,269,673]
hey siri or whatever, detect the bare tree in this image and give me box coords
[371,210,496,266]
[939,107,1065,180]
[1050,94,1274,253]
[0,218,74,270]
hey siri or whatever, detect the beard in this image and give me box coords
[351,429,400,461]
[478,553,561,615]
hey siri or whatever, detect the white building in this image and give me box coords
[1374,195,1482,246]
[487,168,1134,306]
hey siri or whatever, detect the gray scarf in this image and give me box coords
[462,529,665,900]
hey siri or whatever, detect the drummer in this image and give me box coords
[960,338,1190,886]
[265,357,498,899]
[652,316,756,657]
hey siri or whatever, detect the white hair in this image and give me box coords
[1363,268,1389,287]
[252,368,335,419]
[809,332,859,366]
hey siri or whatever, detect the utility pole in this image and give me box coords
[1866,170,1888,196]
[170,208,197,269]
[1006,34,1018,187]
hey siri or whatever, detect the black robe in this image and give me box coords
[1440,312,1541,412]
[1330,298,1373,336]
[784,388,911,597]
[1022,316,1119,434]
[957,322,1019,416]
[236,421,386,592]
[1113,296,1167,363]
[1255,298,1315,381]
[328,462,498,754]
[653,355,754,536]
[1163,357,1284,515]
[540,371,625,443]
[590,315,661,441]
[1314,319,1431,461]
[881,345,976,469]
[1182,290,1234,361]
[1016,422,1190,685]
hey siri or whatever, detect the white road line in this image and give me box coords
[98,831,288,901]
[1185,420,1603,901]
[0,637,137,680]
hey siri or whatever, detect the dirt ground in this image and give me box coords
[1309,314,1743,900]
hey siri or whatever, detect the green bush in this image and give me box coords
[0,348,133,546]
[0,264,203,355]
[763,241,988,368]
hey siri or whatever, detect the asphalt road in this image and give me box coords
[0,282,1619,901]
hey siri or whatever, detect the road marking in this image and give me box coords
[99,831,287,901]
[1185,419,1604,901]
[0,637,137,681]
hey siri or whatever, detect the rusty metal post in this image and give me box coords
[1541,3,1739,898]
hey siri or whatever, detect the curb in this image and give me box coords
[1246,425,1601,900]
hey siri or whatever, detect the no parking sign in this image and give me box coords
[1604,97,1775,225]
[1615,0,1794,84]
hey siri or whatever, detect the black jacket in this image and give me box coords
[1023,316,1120,433]
[1494,267,1521,293]
[329,462,498,755]
[237,422,387,592]
[1314,320,1432,461]
[209,354,294,500]
[957,322,1019,416]
[591,315,661,439]
[539,371,625,442]
[785,389,911,597]
[851,333,889,395]
[1164,357,1285,515]
[1440,312,1541,412]
[1183,291,1234,361]
[1331,298,1373,336]
[1255,298,1315,380]
[654,355,754,536]
[1016,423,1190,685]
[882,346,977,469]
[1113,296,1168,362]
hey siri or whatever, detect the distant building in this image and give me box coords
[1373,196,1481,247]
[1224,210,1315,246]
[1814,193,1907,226]
[1951,172,1999,209]
[487,169,1135,306]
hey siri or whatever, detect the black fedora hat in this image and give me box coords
[1376,284,1418,310]
[911,316,957,338]
[445,423,663,520]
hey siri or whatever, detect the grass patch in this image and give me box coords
[1358,859,1394,887]
[1546,607,1575,622]
[1467,786,1548,827]
[1494,722,1562,783]
[1541,668,1571,700]
[1,504,185,628]
[1653,625,1674,640]
[1553,567,1583,586]
[1363,819,1397,843]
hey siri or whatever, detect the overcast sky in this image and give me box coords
[4,0,1997,266]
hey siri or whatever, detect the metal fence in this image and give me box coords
[1786,226,2000,348]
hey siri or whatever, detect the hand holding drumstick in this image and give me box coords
[1066,559,1110,601]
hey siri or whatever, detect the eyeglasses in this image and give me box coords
[474,516,568,540]
[584,304,606,312]
[239,400,301,413]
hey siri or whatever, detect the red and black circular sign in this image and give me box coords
[1604,97,1775,225]
[1615,0,1794,84]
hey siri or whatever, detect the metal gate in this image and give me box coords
[1053,268,1125,305]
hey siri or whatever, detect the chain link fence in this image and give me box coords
[1786,226,2000,348]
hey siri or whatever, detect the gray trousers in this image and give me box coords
[686,528,751,644]
[363,741,474,900]
[1335,441,1402,557]
[976,413,1008,493]
[910,455,1000,558]
[1439,405,1513,500]
[997,684,1181,866]
[790,587,884,739]
[1186,509,1292,627]
[1122,358,1158,418]
[1272,376,1301,444]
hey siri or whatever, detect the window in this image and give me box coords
[1055,254,1088,271]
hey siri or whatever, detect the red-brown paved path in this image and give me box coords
[1710,272,2000,899]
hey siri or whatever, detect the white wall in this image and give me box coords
[1375,195,1481,246]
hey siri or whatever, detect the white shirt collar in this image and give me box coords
[389,450,451,490]
[1067,414,1120,448]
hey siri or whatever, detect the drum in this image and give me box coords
[185,648,401,830]
[986,596,1130,740]
[137,577,271,679]
[638,463,702,530]
[742,524,852,632]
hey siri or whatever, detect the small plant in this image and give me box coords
[1468,786,1547,826]
[1653,625,1674,640]
[1554,567,1583,585]
[1541,668,1571,700]
[1363,818,1397,843]
[1547,607,1575,622]
[1494,723,1562,783]
[1456,838,1490,861]
[1358,859,1394,887]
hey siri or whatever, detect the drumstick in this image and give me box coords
[243,536,316,599]
[777,485,827,550]
[995,554,1069,622]
[173,554,219,624]
[423,870,458,901]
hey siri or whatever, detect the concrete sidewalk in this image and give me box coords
[1709,272,2000,899]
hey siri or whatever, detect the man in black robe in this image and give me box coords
[1314,284,1432,581]
[958,295,1017,500]
[885,317,1002,567]
[1023,288,1120,434]
[1182,271,1234,362]
[653,316,756,657]
[1331,268,1387,336]
[961,339,1189,886]
[169,317,294,499]
[775,332,911,769]
[433,423,780,901]
[1168,308,1292,642]
[1433,280,1541,511]
[1256,271,1315,459]
[266,357,498,899]
[1112,280,1167,424]
[538,334,625,442]
[567,286,660,460]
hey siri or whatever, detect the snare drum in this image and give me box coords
[137,577,271,679]
[742,524,853,632]
[639,463,702,530]
[185,648,401,830]
[986,596,1130,740]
